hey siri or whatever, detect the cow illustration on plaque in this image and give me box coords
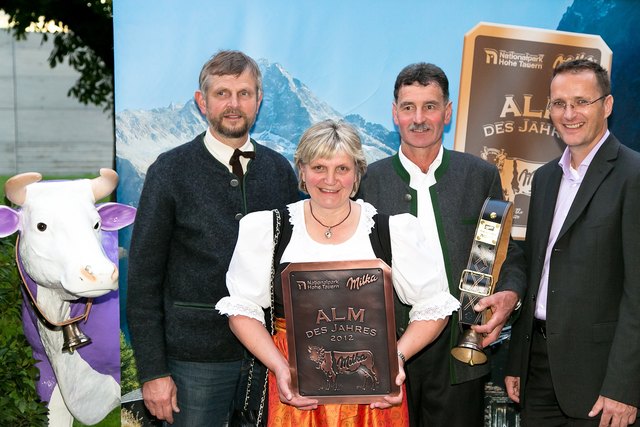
[307,345,380,392]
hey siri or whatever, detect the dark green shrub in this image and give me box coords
[0,237,49,426]
[120,330,140,395]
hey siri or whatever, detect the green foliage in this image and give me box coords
[2,0,114,112]
[0,237,49,426]
[120,330,140,395]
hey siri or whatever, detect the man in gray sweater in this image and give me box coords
[127,50,299,426]
[359,62,526,427]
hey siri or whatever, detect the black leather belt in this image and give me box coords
[457,198,514,326]
[534,318,547,339]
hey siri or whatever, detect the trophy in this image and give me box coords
[451,198,513,366]
[281,259,399,403]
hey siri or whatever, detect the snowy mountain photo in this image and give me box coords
[116,60,398,207]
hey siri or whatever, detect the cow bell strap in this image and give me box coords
[457,198,513,326]
[15,235,93,328]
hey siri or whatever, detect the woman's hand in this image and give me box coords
[370,358,406,409]
[274,364,319,410]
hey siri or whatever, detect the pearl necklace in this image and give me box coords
[309,202,352,239]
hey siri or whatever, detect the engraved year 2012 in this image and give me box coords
[330,334,354,342]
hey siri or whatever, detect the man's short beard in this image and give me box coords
[210,112,252,139]
[214,120,250,139]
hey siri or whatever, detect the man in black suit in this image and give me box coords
[506,59,640,426]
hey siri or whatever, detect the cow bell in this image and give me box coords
[450,329,487,366]
[62,322,92,353]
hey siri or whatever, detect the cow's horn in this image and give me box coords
[4,172,43,206]
[91,168,119,201]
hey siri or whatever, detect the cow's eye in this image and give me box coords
[94,221,100,230]
[37,223,47,232]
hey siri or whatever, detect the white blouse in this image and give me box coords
[216,200,459,325]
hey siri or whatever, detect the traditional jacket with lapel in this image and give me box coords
[360,148,526,384]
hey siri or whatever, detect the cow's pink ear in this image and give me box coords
[97,203,137,231]
[0,206,20,237]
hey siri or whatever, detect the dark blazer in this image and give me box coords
[359,148,526,384]
[507,133,640,417]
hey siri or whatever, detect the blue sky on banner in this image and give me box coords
[113,0,572,141]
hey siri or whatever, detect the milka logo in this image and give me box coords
[484,48,544,70]
[346,273,378,290]
[552,53,599,69]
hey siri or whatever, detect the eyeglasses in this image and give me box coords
[547,94,609,113]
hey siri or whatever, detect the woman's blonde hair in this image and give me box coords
[294,120,367,196]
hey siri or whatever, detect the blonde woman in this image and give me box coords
[217,120,458,426]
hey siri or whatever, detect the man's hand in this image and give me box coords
[471,290,519,348]
[589,395,637,427]
[504,375,520,403]
[142,376,180,424]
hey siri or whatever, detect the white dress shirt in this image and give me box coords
[535,130,609,320]
[202,128,253,174]
[398,146,448,285]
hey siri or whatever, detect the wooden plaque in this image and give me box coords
[281,259,399,404]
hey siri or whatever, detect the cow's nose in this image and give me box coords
[80,266,97,282]
[78,264,118,283]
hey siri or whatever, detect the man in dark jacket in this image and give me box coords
[506,59,639,426]
[359,62,526,427]
[127,50,299,426]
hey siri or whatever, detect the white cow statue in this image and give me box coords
[0,168,136,426]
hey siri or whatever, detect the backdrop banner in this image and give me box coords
[454,22,612,239]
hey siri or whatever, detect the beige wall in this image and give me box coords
[0,31,113,176]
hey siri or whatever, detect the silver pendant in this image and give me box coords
[324,228,332,239]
